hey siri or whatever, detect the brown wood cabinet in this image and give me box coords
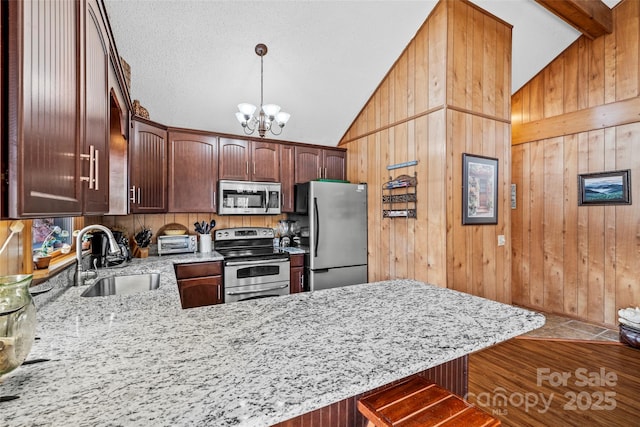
[219,138,279,182]
[83,2,110,215]
[279,145,295,212]
[168,131,218,212]
[323,149,346,181]
[289,253,305,293]
[5,0,84,217]
[294,147,346,184]
[175,261,223,308]
[129,118,168,213]
[4,0,116,218]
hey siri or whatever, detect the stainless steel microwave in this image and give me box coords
[218,180,281,215]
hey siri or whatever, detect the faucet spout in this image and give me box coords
[74,225,121,286]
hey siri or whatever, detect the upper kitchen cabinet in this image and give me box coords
[83,1,110,215]
[294,147,346,184]
[129,118,167,213]
[4,0,84,217]
[168,131,218,212]
[219,138,279,182]
[279,144,295,212]
[2,0,117,218]
[323,149,346,181]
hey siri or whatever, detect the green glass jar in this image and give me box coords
[0,274,36,376]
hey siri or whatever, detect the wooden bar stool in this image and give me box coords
[358,376,501,427]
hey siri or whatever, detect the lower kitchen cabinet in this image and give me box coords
[175,261,223,308]
[290,254,305,293]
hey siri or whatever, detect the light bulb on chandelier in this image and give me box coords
[235,43,290,138]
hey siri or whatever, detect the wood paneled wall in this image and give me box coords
[511,0,640,327]
[340,0,512,302]
[101,213,285,245]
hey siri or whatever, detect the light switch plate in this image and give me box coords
[497,235,505,246]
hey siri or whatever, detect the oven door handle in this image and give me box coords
[225,258,288,267]
[227,284,289,295]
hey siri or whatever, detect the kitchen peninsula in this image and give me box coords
[2,257,544,426]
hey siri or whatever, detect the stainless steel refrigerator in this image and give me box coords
[292,181,368,291]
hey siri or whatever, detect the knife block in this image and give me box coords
[131,240,149,258]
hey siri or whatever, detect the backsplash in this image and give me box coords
[100,213,286,244]
[0,213,286,276]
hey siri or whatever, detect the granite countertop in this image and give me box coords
[2,254,544,427]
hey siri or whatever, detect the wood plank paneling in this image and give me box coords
[513,127,640,327]
[615,122,640,315]
[512,0,640,328]
[614,0,639,101]
[342,0,511,301]
[563,134,579,316]
[543,138,564,313]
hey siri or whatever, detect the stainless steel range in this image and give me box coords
[214,227,290,302]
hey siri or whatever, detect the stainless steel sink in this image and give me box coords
[81,273,161,297]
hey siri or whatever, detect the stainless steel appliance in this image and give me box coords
[214,227,290,302]
[293,181,368,291]
[157,234,197,255]
[218,180,281,215]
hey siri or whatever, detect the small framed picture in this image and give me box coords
[578,170,631,206]
[462,154,498,225]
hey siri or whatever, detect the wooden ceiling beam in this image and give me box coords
[535,0,613,39]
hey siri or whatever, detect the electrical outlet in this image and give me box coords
[497,235,505,246]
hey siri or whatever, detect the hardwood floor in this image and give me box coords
[468,338,640,426]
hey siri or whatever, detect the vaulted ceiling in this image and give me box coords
[104,0,621,147]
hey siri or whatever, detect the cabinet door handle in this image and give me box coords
[246,161,249,175]
[213,191,216,208]
[129,185,137,203]
[137,188,141,204]
[300,272,304,291]
[80,145,96,189]
[324,167,327,179]
[88,145,95,189]
[318,167,321,179]
[94,149,99,191]
[253,162,256,175]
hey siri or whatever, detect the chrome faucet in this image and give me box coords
[74,225,121,286]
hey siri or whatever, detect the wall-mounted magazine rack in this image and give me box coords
[382,173,417,219]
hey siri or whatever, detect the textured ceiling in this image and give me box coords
[104,0,620,147]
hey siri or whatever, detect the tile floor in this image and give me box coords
[522,311,620,342]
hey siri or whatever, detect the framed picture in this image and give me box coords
[462,154,498,225]
[578,170,631,206]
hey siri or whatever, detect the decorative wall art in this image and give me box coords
[578,170,631,206]
[462,154,498,225]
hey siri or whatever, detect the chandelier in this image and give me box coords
[235,43,290,138]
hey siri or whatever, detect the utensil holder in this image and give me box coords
[199,233,212,253]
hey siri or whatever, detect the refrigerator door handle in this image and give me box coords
[314,197,319,257]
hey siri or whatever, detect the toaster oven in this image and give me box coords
[157,235,197,255]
